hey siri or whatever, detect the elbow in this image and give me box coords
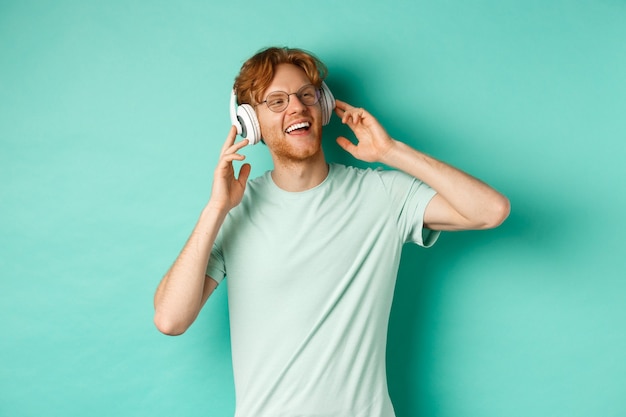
[153,310,189,336]
[481,195,511,229]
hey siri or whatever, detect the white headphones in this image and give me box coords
[229,81,336,145]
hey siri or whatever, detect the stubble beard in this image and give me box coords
[265,126,324,167]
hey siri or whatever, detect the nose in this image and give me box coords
[286,93,306,113]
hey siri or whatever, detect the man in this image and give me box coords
[154,46,509,416]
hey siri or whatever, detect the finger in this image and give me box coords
[334,99,353,111]
[221,152,246,164]
[220,138,249,163]
[224,137,250,156]
[237,163,252,184]
[334,99,355,117]
[336,136,358,156]
[351,108,370,126]
[342,108,362,125]
[220,125,238,155]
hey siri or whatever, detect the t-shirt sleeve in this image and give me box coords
[377,168,440,247]
[205,231,226,283]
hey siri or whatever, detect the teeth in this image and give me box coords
[285,122,310,133]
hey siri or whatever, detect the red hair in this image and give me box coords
[234,46,328,105]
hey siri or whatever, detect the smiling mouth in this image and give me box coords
[285,122,311,134]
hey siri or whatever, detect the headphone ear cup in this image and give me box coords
[319,81,336,126]
[237,104,262,145]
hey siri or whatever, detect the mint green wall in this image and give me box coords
[2,1,625,416]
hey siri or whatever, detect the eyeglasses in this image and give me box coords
[258,84,321,113]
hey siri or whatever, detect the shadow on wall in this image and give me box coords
[384,196,575,416]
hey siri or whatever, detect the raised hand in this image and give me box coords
[334,99,395,163]
[209,126,252,212]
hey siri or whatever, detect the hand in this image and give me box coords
[208,126,251,212]
[334,99,395,163]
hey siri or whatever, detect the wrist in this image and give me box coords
[202,200,231,219]
[378,139,405,167]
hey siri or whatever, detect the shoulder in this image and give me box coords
[239,170,275,202]
[329,163,381,182]
[330,163,416,188]
[246,170,273,190]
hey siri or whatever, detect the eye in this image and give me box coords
[268,98,285,106]
[299,86,318,103]
[267,94,286,109]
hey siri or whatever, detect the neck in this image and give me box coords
[270,152,329,192]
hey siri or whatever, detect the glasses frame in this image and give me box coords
[257,84,321,113]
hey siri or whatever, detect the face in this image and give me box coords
[255,63,324,164]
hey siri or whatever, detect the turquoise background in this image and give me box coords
[2,1,625,416]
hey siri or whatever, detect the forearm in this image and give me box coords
[333,100,509,230]
[153,203,228,335]
[380,140,510,230]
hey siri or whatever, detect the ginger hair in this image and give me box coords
[234,46,328,106]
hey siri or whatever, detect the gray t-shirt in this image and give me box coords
[207,163,439,417]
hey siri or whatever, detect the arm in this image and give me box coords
[153,126,251,335]
[334,99,510,231]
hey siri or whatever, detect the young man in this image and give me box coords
[154,47,510,416]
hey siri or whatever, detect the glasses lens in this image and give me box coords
[297,85,320,106]
[264,85,321,112]
[266,92,289,112]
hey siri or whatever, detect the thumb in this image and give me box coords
[237,163,252,184]
[336,136,358,156]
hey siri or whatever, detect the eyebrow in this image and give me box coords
[262,83,314,100]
